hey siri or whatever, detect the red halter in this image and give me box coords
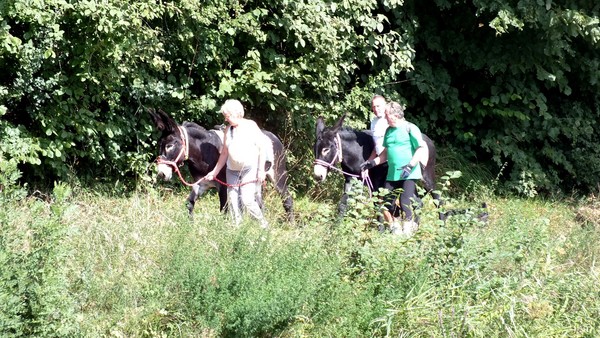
[155,126,202,186]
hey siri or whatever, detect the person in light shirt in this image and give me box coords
[361,95,389,191]
[369,95,389,159]
[204,99,269,228]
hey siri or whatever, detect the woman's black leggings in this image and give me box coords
[383,179,418,221]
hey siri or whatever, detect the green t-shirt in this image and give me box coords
[383,121,423,181]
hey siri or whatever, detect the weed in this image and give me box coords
[1,180,599,336]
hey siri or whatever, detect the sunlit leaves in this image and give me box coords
[489,9,525,35]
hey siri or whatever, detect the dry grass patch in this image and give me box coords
[575,196,600,229]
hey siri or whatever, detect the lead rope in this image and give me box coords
[156,157,261,188]
[313,160,374,197]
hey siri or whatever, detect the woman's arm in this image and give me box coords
[374,148,388,165]
[204,127,230,180]
[361,148,388,171]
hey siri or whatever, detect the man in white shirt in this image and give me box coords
[362,95,388,187]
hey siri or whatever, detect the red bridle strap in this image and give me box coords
[155,157,264,188]
[155,157,204,187]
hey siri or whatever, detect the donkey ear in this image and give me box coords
[332,113,346,132]
[158,109,179,133]
[148,108,167,131]
[316,116,325,135]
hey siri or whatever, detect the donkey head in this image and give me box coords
[313,114,346,181]
[149,109,187,180]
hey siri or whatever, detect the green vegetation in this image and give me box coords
[1,0,599,335]
[1,176,599,337]
[1,0,599,194]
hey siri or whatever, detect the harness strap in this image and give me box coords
[179,126,189,161]
[313,158,374,197]
[167,126,189,166]
[336,133,343,163]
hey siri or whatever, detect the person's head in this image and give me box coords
[371,95,386,118]
[385,101,406,127]
[220,99,245,126]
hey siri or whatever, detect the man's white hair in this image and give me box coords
[220,99,245,118]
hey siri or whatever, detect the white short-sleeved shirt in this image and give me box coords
[225,119,264,171]
[370,116,389,155]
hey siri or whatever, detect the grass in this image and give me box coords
[1,179,600,337]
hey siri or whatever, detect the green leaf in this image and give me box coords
[43,48,55,59]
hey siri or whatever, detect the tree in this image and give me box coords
[1,0,598,194]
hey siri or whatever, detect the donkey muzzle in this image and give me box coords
[313,164,328,182]
[157,163,173,180]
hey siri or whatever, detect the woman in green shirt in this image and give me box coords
[360,101,428,236]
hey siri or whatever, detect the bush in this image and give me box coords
[160,222,339,337]
[2,179,599,336]
[0,158,26,203]
[0,184,77,337]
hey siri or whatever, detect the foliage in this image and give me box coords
[0,107,37,201]
[162,224,337,337]
[397,1,600,194]
[0,183,77,337]
[1,0,171,183]
[1,181,600,336]
[1,0,599,194]
[0,157,27,202]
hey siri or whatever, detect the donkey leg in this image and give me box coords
[368,165,387,232]
[186,184,201,216]
[187,182,214,216]
[421,164,445,220]
[276,177,295,222]
[258,161,271,212]
[269,166,295,222]
[217,184,228,213]
[282,194,294,222]
[337,178,354,218]
[338,193,349,217]
[256,181,264,211]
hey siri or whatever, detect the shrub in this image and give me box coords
[0,184,77,337]
[160,222,339,337]
[0,158,26,203]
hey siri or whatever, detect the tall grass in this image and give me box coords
[1,179,599,337]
